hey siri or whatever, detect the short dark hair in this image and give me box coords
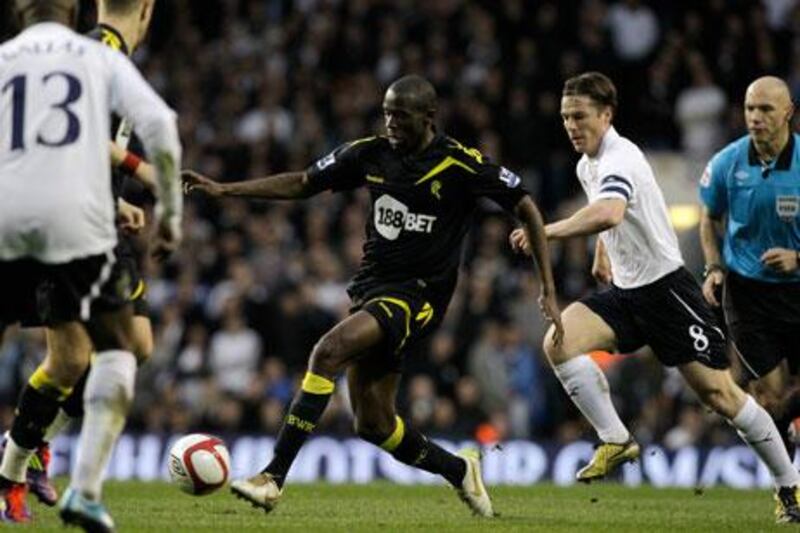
[563,72,618,114]
[387,75,437,113]
[102,0,141,14]
[14,0,76,26]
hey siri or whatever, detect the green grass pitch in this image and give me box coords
[28,479,786,531]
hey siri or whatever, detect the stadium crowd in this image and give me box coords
[1,0,798,449]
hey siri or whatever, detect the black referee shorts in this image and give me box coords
[350,279,447,372]
[723,271,800,380]
[581,267,728,369]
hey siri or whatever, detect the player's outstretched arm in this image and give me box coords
[182,170,316,200]
[699,207,725,306]
[514,196,564,345]
[545,198,626,240]
[110,141,157,193]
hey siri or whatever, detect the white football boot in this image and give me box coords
[230,472,282,513]
[455,449,494,517]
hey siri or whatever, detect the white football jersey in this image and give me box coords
[576,126,683,289]
[0,23,181,263]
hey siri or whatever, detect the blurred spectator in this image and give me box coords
[208,301,262,398]
[607,0,660,62]
[675,53,727,170]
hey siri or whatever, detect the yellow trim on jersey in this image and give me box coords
[380,416,406,452]
[415,302,434,328]
[348,136,377,149]
[301,372,335,395]
[378,302,393,318]
[129,279,146,301]
[367,296,412,352]
[447,138,484,163]
[29,366,72,401]
[366,174,385,184]
[414,156,476,186]
[101,29,123,51]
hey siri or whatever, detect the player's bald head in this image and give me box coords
[386,75,438,114]
[14,0,77,27]
[746,76,792,109]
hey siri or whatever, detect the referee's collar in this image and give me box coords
[748,133,794,171]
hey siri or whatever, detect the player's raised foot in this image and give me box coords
[775,485,800,523]
[28,443,58,506]
[577,438,640,483]
[0,476,31,523]
[58,487,115,533]
[230,472,282,513]
[454,449,494,517]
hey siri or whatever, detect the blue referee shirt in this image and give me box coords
[699,133,800,283]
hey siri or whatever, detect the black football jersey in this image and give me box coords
[306,134,528,300]
[86,24,143,200]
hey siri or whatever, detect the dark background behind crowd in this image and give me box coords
[1,0,798,451]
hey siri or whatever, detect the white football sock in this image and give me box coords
[731,395,800,488]
[553,355,630,444]
[0,436,34,483]
[71,350,136,501]
[43,409,73,443]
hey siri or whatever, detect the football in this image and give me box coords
[168,433,231,495]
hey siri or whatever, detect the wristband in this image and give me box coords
[119,152,142,175]
[703,263,724,278]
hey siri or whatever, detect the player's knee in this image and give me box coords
[52,355,88,385]
[697,384,740,418]
[42,349,89,386]
[354,415,395,445]
[542,327,566,364]
[309,334,346,376]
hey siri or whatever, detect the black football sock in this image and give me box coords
[61,365,90,418]
[263,372,334,488]
[378,416,467,487]
[10,366,71,449]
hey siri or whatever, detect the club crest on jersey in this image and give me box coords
[374,195,436,240]
[499,167,521,188]
[431,180,442,200]
[776,196,799,221]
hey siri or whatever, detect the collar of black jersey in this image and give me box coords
[748,133,794,172]
[95,23,130,56]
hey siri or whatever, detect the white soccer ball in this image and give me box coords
[168,433,231,495]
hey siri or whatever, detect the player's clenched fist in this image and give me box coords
[182,169,224,197]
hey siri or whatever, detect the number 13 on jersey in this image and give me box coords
[2,70,83,151]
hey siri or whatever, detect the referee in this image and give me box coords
[700,76,800,453]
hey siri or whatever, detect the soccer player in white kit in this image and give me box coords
[0,1,182,530]
[510,72,800,523]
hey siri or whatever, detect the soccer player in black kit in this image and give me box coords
[185,75,561,517]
